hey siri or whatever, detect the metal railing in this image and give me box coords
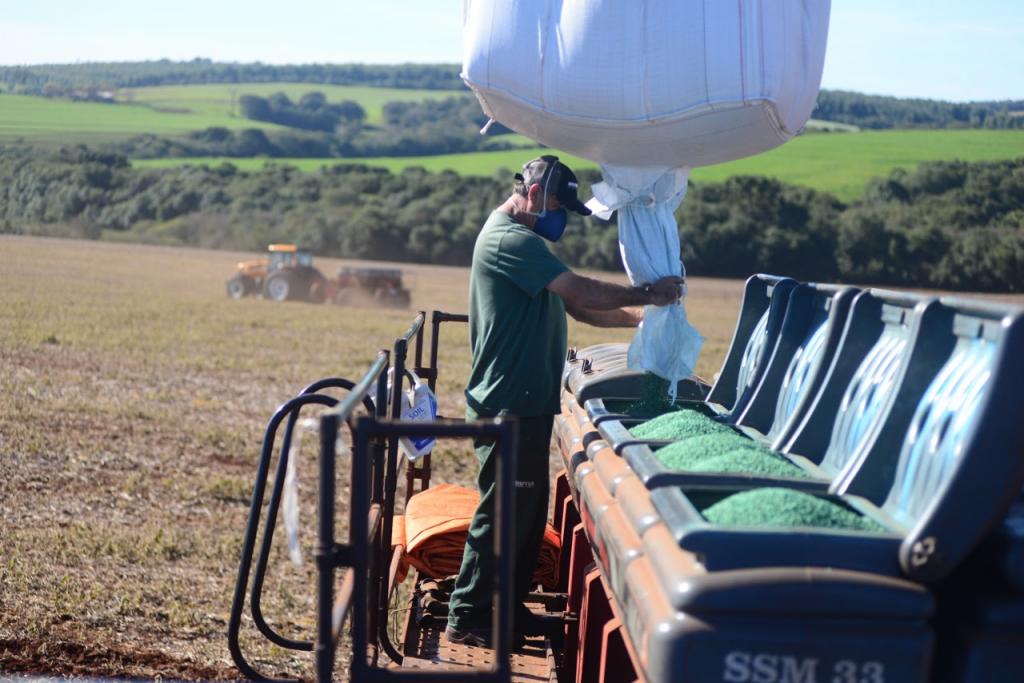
[317,408,518,682]
[228,374,382,682]
[229,312,428,680]
[231,311,518,682]
[404,311,469,504]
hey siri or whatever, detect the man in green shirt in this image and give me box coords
[446,155,683,647]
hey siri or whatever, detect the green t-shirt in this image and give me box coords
[465,210,569,417]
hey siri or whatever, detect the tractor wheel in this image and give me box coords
[226,275,253,299]
[307,275,327,304]
[333,288,353,306]
[376,287,410,308]
[392,290,411,308]
[263,272,296,301]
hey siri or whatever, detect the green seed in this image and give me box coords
[659,446,808,477]
[702,488,885,532]
[630,410,731,440]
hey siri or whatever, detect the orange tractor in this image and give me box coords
[226,244,410,307]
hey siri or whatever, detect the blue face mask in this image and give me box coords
[533,208,568,242]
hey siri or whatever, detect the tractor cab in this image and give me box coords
[268,244,314,271]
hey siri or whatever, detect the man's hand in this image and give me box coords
[548,271,684,311]
[643,276,685,306]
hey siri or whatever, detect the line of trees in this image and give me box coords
[114,95,522,159]
[380,97,509,134]
[4,60,1024,131]
[0,59,464,93]
[1,145,1021,291]
[814,90,1024,130]
[237,92,366,132]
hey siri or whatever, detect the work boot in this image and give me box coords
[444,624,490,647]
[444,625,528,651]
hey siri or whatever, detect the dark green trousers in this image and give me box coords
[447,408,553,632]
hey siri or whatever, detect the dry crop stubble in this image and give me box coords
[0,235,740,679]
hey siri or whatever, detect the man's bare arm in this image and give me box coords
[547,271,682,310]
[564,301,643,328]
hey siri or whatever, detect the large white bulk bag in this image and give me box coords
[462,0,830,168]
[463,0,830,395]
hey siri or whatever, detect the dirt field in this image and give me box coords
[4,236,1017,680]
[0,236,741,680]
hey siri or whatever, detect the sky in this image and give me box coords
[1,1,1022,102]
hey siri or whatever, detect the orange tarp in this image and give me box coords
[392,483,561,589]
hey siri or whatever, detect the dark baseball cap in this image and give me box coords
[515,155,592,216]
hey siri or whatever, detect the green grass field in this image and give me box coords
[0,84,465,144]
[692,128,1024,200]
[132,129,1024,202]
[0,92,285,142]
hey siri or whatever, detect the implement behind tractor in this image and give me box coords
[229,277,1024,683]
[226,244,410,307]
[334,267,411,308]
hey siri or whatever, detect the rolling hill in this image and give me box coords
[131,129,1024,202]
[3,82,1023,201]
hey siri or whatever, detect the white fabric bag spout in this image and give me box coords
[588,166,705,398]
[462,0,831,168]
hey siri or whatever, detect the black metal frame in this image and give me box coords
[404,311,469,504]
[226,348,398,682]
[317,411,518,682]
[228,377,380,682]
[228,311,428,681]
[231,310,519,682]
[371,311,471,666]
